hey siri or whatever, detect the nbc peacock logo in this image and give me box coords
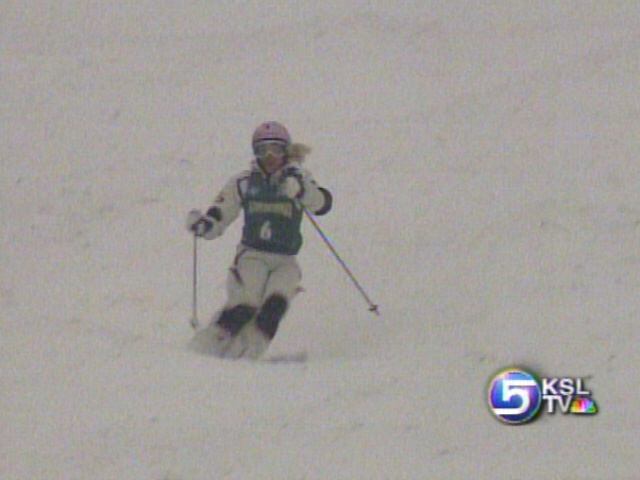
[570,397,598,414]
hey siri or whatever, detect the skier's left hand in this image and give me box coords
[281,165,304,199]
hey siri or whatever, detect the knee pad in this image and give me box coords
[255,294,288,339]
[217,304,257,336]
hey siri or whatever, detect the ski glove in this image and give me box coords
[186,208,220,238]
[280,165,304,199]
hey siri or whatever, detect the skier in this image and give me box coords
[186,121,333,359]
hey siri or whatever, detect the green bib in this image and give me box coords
[241,171,304,255]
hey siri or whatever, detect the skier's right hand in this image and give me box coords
[186,209,215,237]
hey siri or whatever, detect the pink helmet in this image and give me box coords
[252,121,291,147]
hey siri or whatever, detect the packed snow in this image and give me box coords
[2,1,640,478]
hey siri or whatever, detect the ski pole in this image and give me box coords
[304,209,379,315]
[189,234,199,329]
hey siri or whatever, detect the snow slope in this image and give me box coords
[2,1,640,478]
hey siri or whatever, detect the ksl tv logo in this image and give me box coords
[487,367,598,424]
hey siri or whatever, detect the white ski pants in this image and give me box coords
[225,246,302,309]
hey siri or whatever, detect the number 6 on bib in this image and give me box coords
[260,221,273,240]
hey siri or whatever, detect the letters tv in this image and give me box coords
[542,377,592,414]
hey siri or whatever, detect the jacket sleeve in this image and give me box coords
[299,168,332,216]
[202,172,246,239]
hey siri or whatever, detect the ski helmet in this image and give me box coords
[252,121,291,148]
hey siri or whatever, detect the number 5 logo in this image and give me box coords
[493,379,536,415]
[488,369,542,424]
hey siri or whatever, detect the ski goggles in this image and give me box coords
[253,140,288,159]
